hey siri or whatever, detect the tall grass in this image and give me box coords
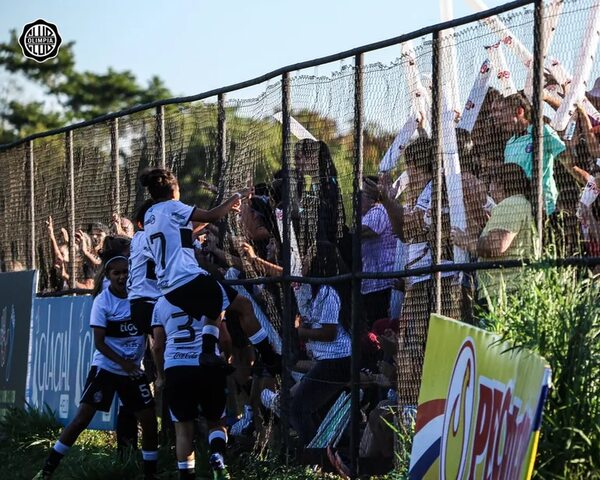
[481,263,600,479]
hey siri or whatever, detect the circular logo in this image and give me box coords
[18,19,62,63]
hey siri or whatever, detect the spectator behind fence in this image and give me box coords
[111,213,135,238]
[75,222,108,289]
[452,163,535,306]
[46,215,70,291]
[283,241,351,446]
[491,92,566,215]
[361,176,396,327]
[292,139,351,265]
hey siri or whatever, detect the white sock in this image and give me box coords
[248,328,267,345]
[53,441,70,456]
[178,460,195,470]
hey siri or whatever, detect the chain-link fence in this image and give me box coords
[2,0,600,476]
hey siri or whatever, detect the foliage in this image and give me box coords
[0,406,350,479]
[0,403,61,447]
[379,407,413,480]
[481,262,600,479]
[228,451,342,480]
[0,30,172,143]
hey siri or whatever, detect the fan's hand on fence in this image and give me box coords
[241,242,257,260]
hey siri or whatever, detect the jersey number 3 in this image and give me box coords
[172,311,195,344]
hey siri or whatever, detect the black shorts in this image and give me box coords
[165,274,238,320]
[165,366,226,423]
[130,299,156,335]
[80,366,154,412]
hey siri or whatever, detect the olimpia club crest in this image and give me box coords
[18,19,62,63]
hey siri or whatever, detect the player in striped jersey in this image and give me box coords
[128,199,161,333]
[139,168,280,372]
[151,297,230,480]
[34,251,158,480]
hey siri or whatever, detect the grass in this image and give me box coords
[480,260,600,479]
[0,405,351,480]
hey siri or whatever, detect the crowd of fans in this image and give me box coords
[19,73,600,478]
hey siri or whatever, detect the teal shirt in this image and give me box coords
[503,124,566,215]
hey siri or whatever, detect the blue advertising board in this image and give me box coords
[0,271,36,418]
[26,296,117,430]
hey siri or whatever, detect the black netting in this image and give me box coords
[32,136,68,292]
[1,0,600,473]
[0,145,30,272]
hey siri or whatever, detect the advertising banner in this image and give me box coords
[0,271,36,418]
[26,296,117,430]
[409,314,551,480]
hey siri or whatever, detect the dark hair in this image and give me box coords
[88,222,108,234]
[134,199,155,226]
[490,163,531,199]
[92,236,130,297]
[363,175,381,202]
[404,137,433,178]
[100,235,130,260]
[294,139,339,180]
[304,241,351,332]
[250,196,278,240]
[139,168,178,201]
[502,92,532,122]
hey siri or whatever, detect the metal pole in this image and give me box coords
[67,131,76,289]
[156,105,166,169]
[532,0,545,251]
[280,71,293,461]
[350,52,364,479]
[431,31,443,314]
[217,94,227,204]
[28,140,35,270]
[111,118,121,215]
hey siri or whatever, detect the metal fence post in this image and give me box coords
[28,140,35,271]
[280,71,293,461]
[66,131,76,289]
[431,31,443,314]
[350,52,364,479]
[111,118,121,215]
[217,94,227,204]
[156,105,166,169]
[532,0,545,251]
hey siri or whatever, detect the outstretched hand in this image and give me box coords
[46,215,54,234]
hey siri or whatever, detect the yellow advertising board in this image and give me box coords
[409,314,551,480]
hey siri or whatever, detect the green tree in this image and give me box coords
[0,30,172,143]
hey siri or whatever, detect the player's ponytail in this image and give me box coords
[139,168,178,201]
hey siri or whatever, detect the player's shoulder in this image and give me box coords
[154,296,177,316]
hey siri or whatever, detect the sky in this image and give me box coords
[0,0,509,101]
